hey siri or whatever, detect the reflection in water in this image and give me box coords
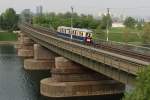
[0,45,50,100]
[0,45,122,100]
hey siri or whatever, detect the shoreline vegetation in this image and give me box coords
[0,31,18,45]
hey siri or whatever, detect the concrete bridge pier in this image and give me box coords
[17,33,34,58]
[40,57,125,97]
[24,44,55,70]
[14,32,22,50]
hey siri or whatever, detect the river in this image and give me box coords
[0,45,122,100]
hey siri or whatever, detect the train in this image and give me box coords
[57,26,93,43]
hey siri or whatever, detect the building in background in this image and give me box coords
[112,22,125,28]
[20,9,33,23]
[36,5,43,16]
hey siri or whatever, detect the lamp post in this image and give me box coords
[106,8,110,41]
[70,6,74,39]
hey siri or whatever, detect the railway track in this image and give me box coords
[94,43,150,62]
[21,23,150,62]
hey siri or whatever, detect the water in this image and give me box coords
[0,45,123,100]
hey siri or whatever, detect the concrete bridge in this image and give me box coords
[15,23,150,97]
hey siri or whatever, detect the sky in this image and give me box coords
[0,0,150,18]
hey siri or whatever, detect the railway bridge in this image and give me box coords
[16,23,150,97]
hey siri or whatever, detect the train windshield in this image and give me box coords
[86,32,92,37]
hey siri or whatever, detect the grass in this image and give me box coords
[93,27,143,43]
[0,32,17,41]
[110,27,124,33]
[109,27,142,33]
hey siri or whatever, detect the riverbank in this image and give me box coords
[0,31,17,41]
[0,31,18,45]
[0,41,18,45]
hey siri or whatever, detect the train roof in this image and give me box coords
[58,26,93,33]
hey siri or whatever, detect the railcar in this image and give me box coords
[57,26,93,43]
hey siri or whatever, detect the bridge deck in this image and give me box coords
[20,24,150,85]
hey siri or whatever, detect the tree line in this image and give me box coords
[0,8,147,31]
[0,8,150,43]
[0,8,146,32]
[32,12,145,30]
[32,12,112,30]
[0,8,112,32]
[0,8,19,31]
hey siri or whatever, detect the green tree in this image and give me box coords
[0,14,4,30]
[32,12,101,30]
[123,66,150,100]
[124,17,136,28]
[142,23,150,43]
[123,28,130,43]
[137,22,143,30]
[0,8,18,31]
[100,14,112,29]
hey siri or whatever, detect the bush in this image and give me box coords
[123,66,150,100]
[142,23,150,43]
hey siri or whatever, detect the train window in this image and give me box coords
[70,30,72,34]
[66,29,69,34]
[79,32,81,36]
[68,29,70,34]
[90,33,92,37]
[73,30,75,35]
[64,29,66,33]
[86,33,92,37]
[73,30,74,35]
[69,30,72,34]
[77,31,80,36]
[83,32,86,37]
[89,34,91,37]
[80,32,83,36]
[86,33,89,37]
[75,30,77,35]
[82,32,83,36]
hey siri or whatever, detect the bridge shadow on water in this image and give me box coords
[47,94,123,100]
